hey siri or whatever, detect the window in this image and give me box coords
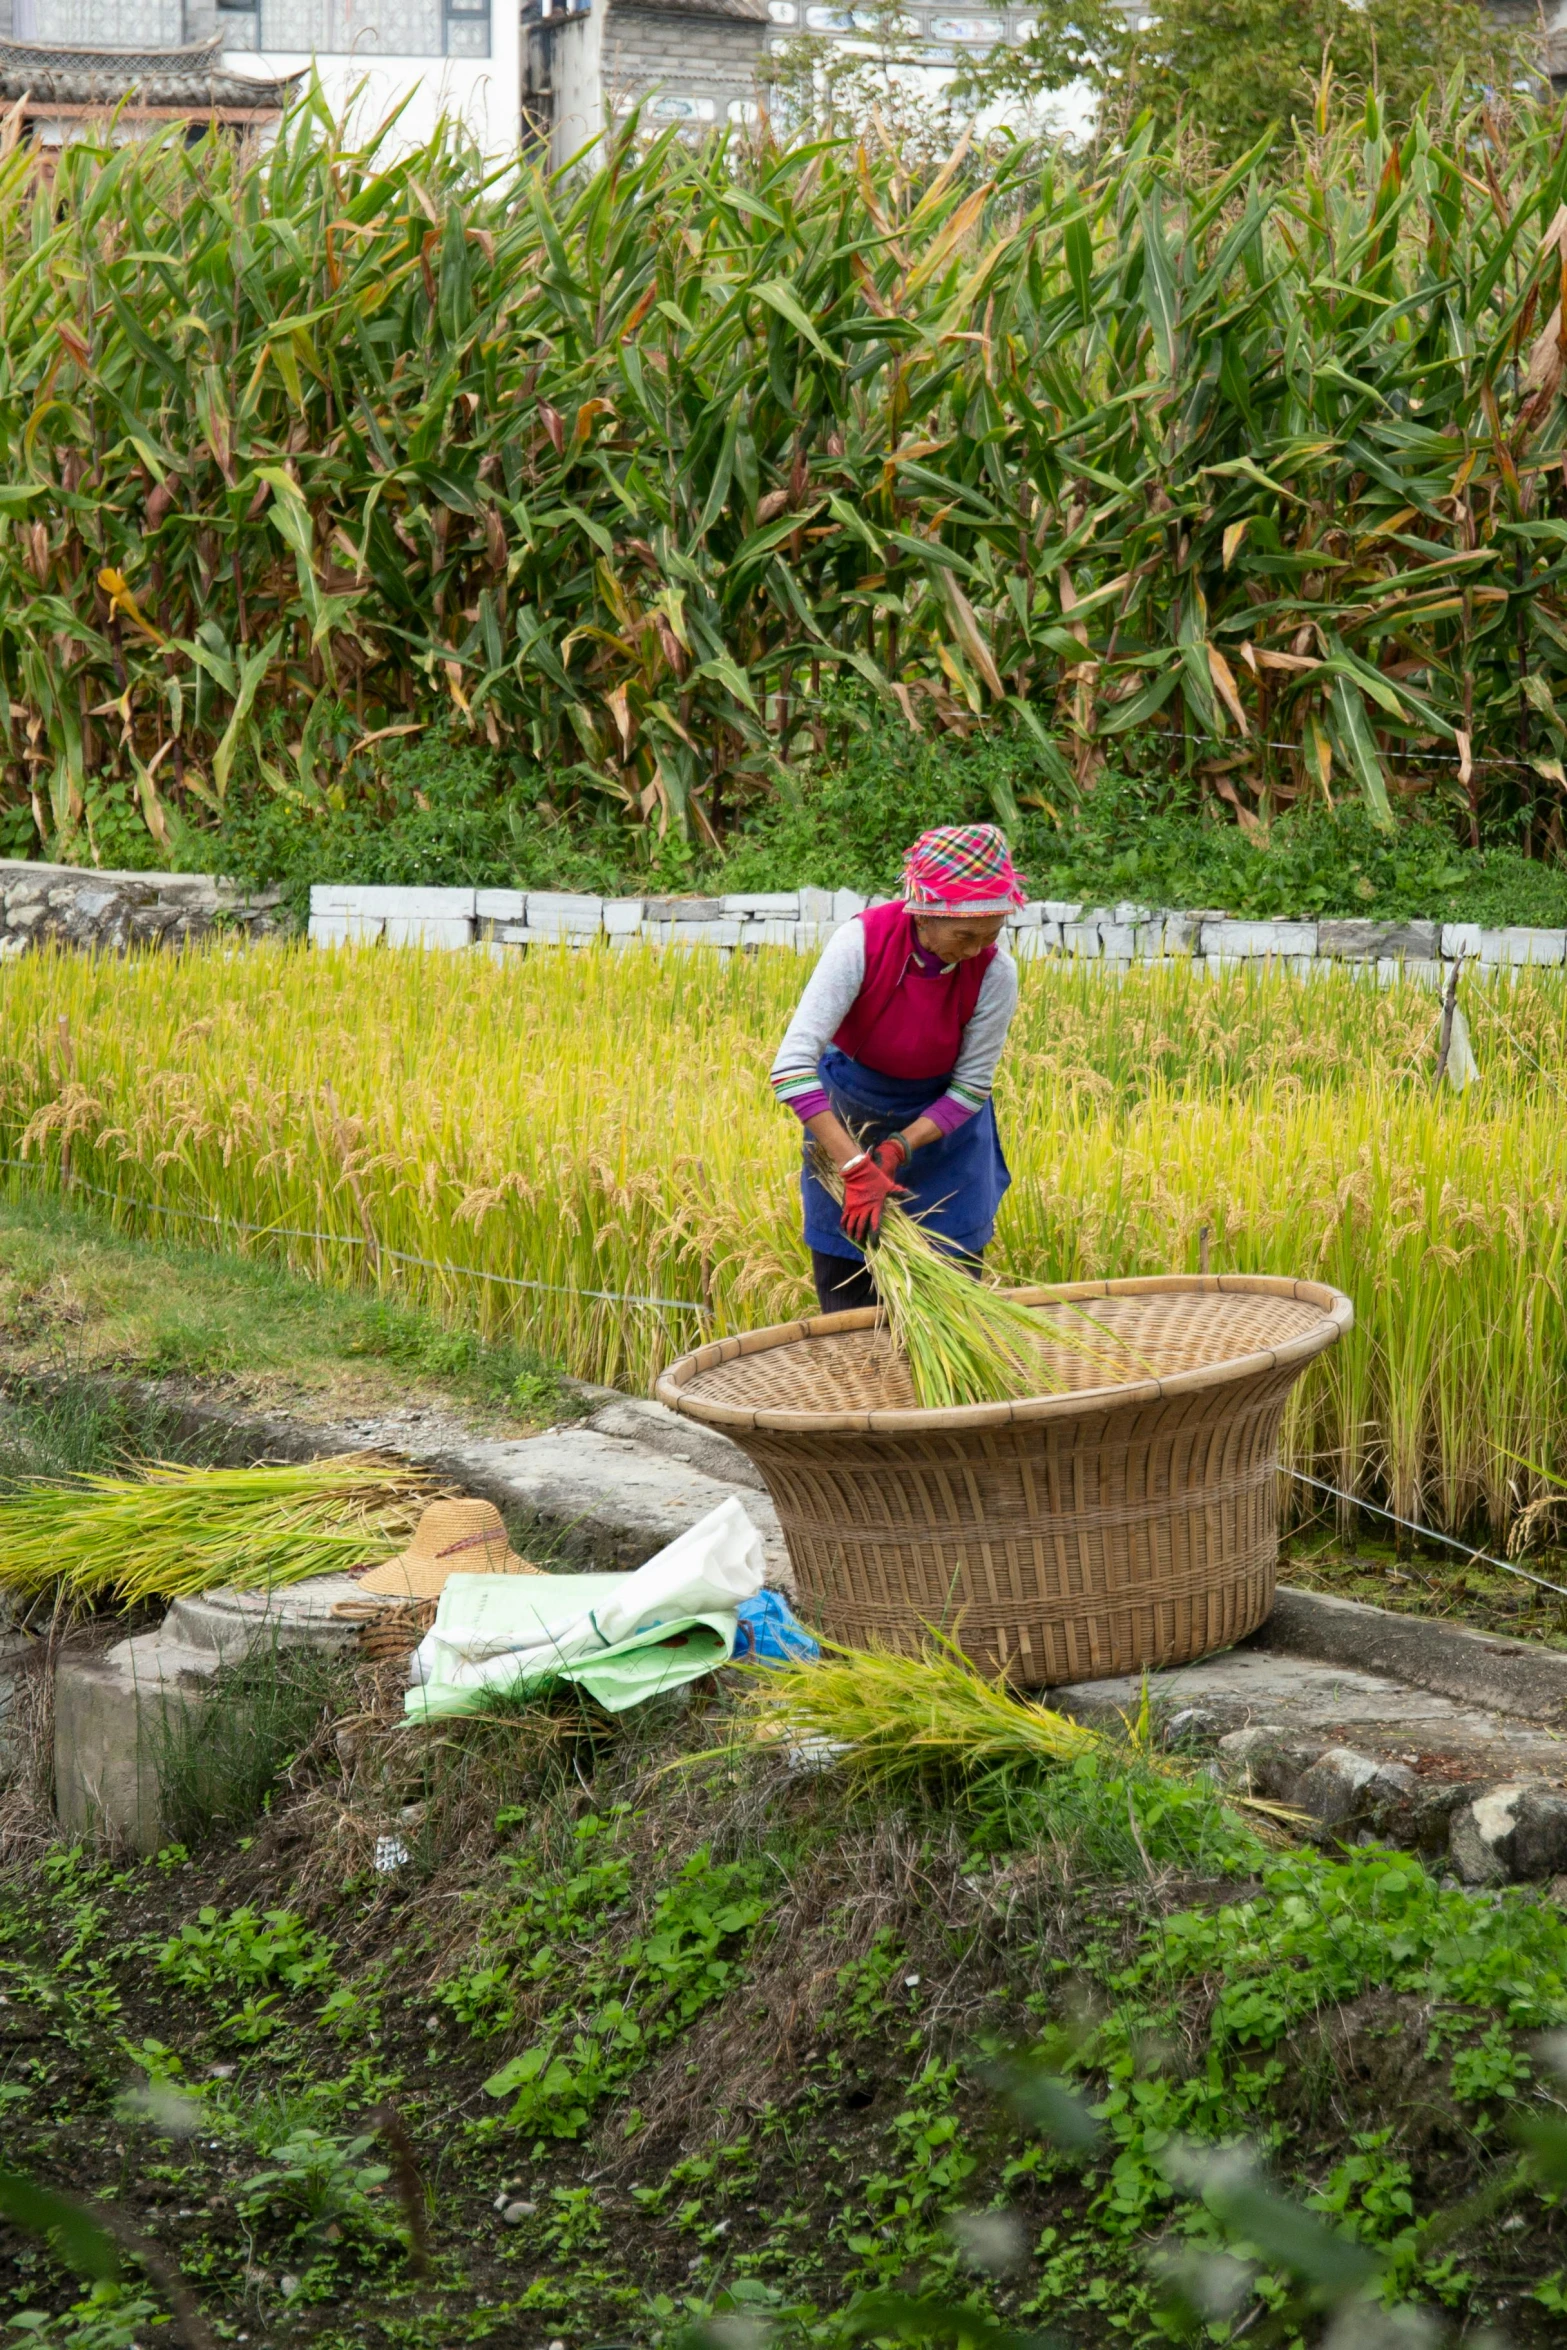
[227,0,490,55]
[24,0,183,40]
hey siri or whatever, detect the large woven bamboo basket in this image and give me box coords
[656,1273,1351,1686]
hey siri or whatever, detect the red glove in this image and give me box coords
[840,1136,911,1246]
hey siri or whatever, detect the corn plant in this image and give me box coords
[4,87,1567,859]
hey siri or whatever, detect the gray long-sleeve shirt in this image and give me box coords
[769,920,1019,1134]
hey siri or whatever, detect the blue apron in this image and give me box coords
[803,1045,1011,1265]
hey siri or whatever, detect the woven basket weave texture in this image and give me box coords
[656,1277,1349,1685]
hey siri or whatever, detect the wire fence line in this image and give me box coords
[1285,1467,1567,1603]
[0,1153,713,1321]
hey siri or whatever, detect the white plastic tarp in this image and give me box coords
[404,1494,767,1718]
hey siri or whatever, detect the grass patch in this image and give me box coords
[1282,1526,1567,1649]
[0,1188,582,1436]
[0,1378,195,1490]
[222,715,1567,929]
[155,1643,359,1851]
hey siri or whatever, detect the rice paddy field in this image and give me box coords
[0,940,1563,1541]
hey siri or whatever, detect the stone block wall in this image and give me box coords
[304,884,1567,980]
[0,862,282,954]
[3,865,1563,978]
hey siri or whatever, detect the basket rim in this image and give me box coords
[653,1271,1353,1436]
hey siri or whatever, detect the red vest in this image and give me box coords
[831,901,995,1080]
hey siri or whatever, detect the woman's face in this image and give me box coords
[913,913,1007,963]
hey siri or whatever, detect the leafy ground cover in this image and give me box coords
[5,1658,1567,2348]
[212,724,1567,935]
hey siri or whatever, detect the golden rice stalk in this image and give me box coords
[0,1454,433,1608]
[813,1153,1153,1410]
[729,1635,1103,1781]
[706,1636,1303,1832]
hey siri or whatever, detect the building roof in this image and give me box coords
[0,34,300,110]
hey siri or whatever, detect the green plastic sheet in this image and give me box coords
[403,1571,738,1720]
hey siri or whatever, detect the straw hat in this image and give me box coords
[354,1498,540,1602]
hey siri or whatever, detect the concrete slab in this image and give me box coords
[446,1427,791,1584]
[53,1573,380,1854]
[162,1574,372,1659]
[53,1639,207,1851]
[0,1628,32,1773]
[1050,1645,1567,1779]
[584,1398,768,1493]
[1253,1584,1567,1726]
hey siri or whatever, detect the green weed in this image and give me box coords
[481,1848,769,2140]
[156,1904,336,2043]
[235,2127,393,2250]
[0,1381,189,1495]
[970,1749,1264,1881]
[5,2284,166,2350]
[136,1317,240,1381]
[153,1644,356,1849]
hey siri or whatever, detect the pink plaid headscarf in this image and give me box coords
[902,824,1026,916]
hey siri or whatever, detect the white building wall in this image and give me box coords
[224,38,519,156]
[548,8,603,166]
[13,0,520,158]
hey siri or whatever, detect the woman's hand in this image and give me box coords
[840,1149,910,1244]
[803,1111,939,1167]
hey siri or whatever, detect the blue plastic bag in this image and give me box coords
[733,1588,820,1666]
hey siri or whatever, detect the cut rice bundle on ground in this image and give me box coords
[0,1454,433,1608]
[704,1636,1303,1843]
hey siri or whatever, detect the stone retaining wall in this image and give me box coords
[0,862,1559,975]
[306,882,1567,977]
[0,860,282,953]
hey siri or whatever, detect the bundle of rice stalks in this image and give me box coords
[703,1635,1300,1841]
[727,1635,1102,1783]
[0,1455,432,1609]
[813,1154,1154,1410]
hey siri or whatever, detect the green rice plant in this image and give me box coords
[0,1455,429,1607]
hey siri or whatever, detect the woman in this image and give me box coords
[770,823,1025,1312]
